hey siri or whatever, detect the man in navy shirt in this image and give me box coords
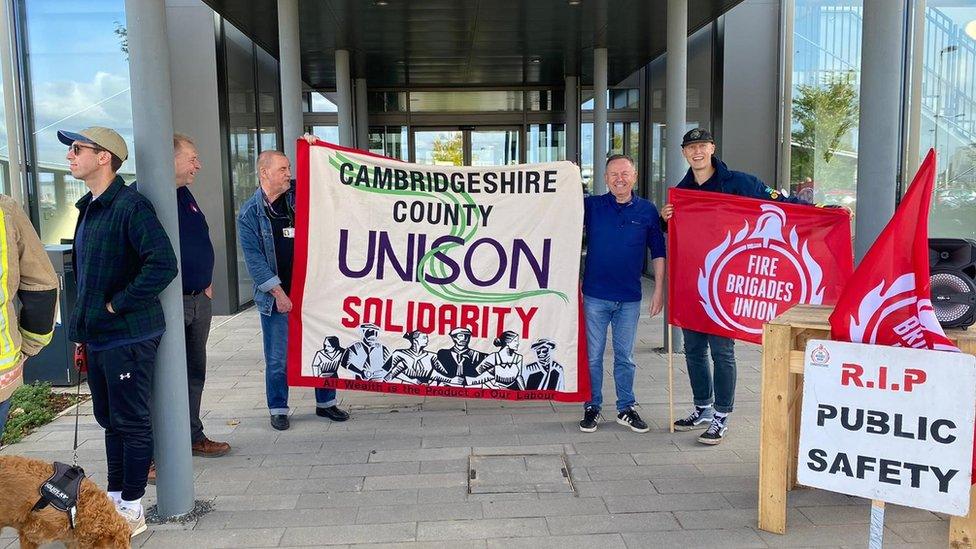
[661,128,817,445]
[579,154,666,434]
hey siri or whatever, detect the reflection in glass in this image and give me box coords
[527,124,565,163]
[368,126,408,159]
[311,126,340,145]
[22,0,135,243]
[922,2,976,241]
[224,22,259,305]
[414,130,463,166]
[256,47,281,152]
[790,1,861,213]
[307,91,338,112]
[409,91,523,112]
[470,130,519,166]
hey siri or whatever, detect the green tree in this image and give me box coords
[431,133,463,165]
[114,21,128,60]
[791,74,859,186]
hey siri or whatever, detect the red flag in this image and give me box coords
[668,188,853,344]
[828,150,971,482]
[828,150,959,352]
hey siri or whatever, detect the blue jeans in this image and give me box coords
[261,309,336,415]
[583,295,641,413]
[0,397,11,439]
[682,328,736,414]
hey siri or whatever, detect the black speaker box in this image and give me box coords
[928,238,976,329]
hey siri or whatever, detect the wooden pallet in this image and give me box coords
[756,304,976,547]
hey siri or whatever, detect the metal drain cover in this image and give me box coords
[468,454,575,494]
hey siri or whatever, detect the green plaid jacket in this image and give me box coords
[68,176,178,344]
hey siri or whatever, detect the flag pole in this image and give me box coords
[668,323,675,433]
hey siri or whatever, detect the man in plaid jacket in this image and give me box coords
[61,126,177,538]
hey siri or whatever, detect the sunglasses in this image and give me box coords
[69,143,106,155]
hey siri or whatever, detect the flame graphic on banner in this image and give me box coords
[697,204,826,334]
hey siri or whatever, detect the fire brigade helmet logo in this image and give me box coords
[847,273,958,351]
[810,343,830,366]
[698,204,825,335]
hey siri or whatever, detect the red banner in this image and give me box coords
[829,150,959,352]
[668,188,853,344]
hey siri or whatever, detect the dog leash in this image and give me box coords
[72,344,88,468]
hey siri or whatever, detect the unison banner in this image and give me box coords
[668,188,853,344]
[287,140,588,401]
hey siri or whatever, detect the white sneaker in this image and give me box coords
[118,505,147,538]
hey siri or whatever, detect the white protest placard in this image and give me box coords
[797,339,976,515]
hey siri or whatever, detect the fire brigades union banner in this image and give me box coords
[668,188,854,344]
[287,140,588,401]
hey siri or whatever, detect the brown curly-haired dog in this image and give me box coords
[0,455,131,548]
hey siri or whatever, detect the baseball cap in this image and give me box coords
[681,128,714,148]
[57,127,129,161]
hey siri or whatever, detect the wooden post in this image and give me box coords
[668,324,675,433]
[758,322,793,534]
[950,335,976,548]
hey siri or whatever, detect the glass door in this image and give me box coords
[469,128,520,166]
[413,129,464,166]
[412,127,521,166]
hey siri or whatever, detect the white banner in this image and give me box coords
[797,339,976,515]
[287,141,588,401]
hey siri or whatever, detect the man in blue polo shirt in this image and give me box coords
[579,154,666,434]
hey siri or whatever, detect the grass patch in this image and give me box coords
[2,382,88,446]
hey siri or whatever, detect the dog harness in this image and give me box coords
[32,462,85,528]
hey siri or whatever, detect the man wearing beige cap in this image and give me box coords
[60,126,177,537]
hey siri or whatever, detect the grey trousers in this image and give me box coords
[184,293,213,443]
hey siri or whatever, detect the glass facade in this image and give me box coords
[920,2,976,241]
[3,0,974,316]
[20,0,136,244]
[220,20,282,307]
[789,1,862,210]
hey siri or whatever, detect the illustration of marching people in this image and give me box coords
[311,336,344,378]
[341,323,391,381]
[522,338,565,391]
[437,328,487,384]
[466,331,525,390]
[384,331,462,385]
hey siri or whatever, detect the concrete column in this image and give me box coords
[123,0,193,518]
[565,75,579,164]
[855,0,905,262]
[355,77,368,149]
[664,0,688,352]
[904,0,926,179]
[592,48,608,194]
[278,0,303,162]
[335,49,354,147]
[0,0,24,205]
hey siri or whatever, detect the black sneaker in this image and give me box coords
[616,408,650,433]
[316,405,350,422]
[270,414,290,431]
[579,406,600,432]
[698,415,729,445]
[673,406,715,431]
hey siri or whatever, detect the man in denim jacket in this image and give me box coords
[237,149,349,431]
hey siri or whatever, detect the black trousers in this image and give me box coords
[88,336,160,501]
[184,293,213,444]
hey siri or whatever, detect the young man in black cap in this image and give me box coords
[60,126,177,536]
[661,128,816,445]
